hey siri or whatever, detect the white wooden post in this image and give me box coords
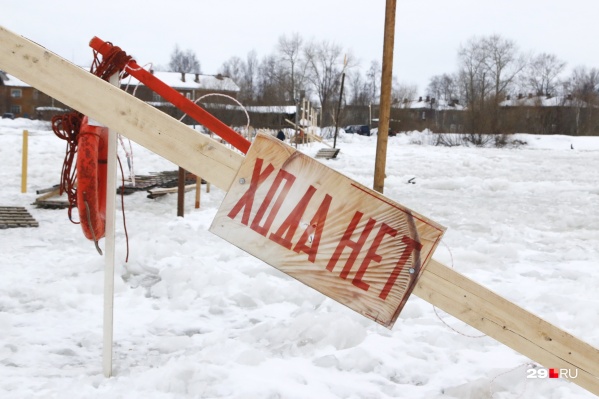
[195,175,201,209]
[103,73,120,377]
[21,129,28,193]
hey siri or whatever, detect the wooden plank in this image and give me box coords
[0,26,243,191]
[315,148,340,159]
[211,133,446,328]
[33,187,67,208]
[1,25,597,395]
[33,199,69,209]
[147,184,197,199]
[118,172,186,193]
[35,188,60,201]
[285,118,332,147]
[36,186,60,195]
[415,259,599,394]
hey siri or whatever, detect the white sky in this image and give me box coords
[3,0,599,94]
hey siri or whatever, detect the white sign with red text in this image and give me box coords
[210,133,445,327]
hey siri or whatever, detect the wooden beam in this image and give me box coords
[373,0,396,193]
[0,26,242,192]
[1,26,596,395]
[147,184,197,199]
[102,73,120,378]
[284,118,333,147]
[195,176,202,209]
[416,260,599,395]
[177,167,185,217]
[21,129,28,193]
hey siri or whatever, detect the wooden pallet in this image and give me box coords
[143,171,204,199]
[118,171,200,195]
[118,172,178,194]
[315,148,340,159]
[32,187,69,209]
[0,206,39,228]
[33,199,70,209]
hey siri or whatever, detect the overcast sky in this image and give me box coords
[3,0,599,94]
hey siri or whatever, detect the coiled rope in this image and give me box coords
[52,43,133,258]
[51,111,83,224]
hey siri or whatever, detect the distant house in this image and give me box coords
[113,70,241,125]
[499,94,597,135]
[203,104,297,130]
[395,96,464,132]
[341,97,463,133]
[0,69,240,122]
[0,70,69,119]
[388,93,597,135]
[121,71,238,102]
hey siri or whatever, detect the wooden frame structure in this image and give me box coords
[1,26,597,395]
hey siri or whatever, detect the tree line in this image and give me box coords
[166,33,415,127]
[426,34,599,135]
[167,33,599,135]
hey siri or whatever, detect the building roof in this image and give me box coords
[122,70,240,93]
[205,103,296,114]
[0,70,29,87]
[499,95,588,108]
[396,97,464,111]
[1,69,240,93]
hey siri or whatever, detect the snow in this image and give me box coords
[499,95,589,108]
[1,118,598,398]
[203,104,297,114]
[396,98,464,111]
[122,70,240,93]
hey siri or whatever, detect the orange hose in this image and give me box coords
[89,37,251,154]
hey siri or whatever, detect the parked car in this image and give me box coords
[371,127,397,137]
[344,125,371,136]
[2,112,15,119]
[344,125,356,134]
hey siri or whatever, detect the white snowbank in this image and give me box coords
[1,121,597,398]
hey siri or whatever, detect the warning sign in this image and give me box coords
[210,133,445,327]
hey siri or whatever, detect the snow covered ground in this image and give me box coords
[1,118,598,398]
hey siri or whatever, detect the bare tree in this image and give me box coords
[243,50,259,102]
[483,35,526,101]
[277,33,308,102]
[392,78,417,104]
[564,66,599,134]
[457,34,525,134]
[220,56,247,99]
[426,73,459,103]
[566,66,599,100]
[457,36,491,133]
[168,45,201,75]
[304,40,354,125]
[257,54,287,104]
[347,70,369,106]
[483,35,527,133]
[365,60,381,104]
[522,52,566,96]
[219,51,260,103]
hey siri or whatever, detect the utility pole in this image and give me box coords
[373,0,396,194]
[333,55,348,149]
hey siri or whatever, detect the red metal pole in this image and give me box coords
[89,37,251,154]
